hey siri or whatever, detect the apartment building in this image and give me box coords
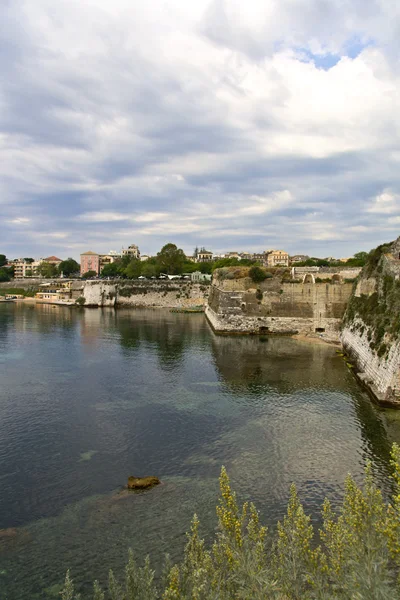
[11,258,42,278]
[265,250,289,267]
[122,244,140,260]
[80,251,100,275]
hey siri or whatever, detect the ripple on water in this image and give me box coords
[0,305,398,599]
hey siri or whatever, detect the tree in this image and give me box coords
[124,258,142,279]
[346,252,368,267]
[101,262,122,278]
[0,268,10,282]
[141,261,160,278]
[198,261,213,274]
[36,262,58,278]
[81,270,97,279]
[0,254,7,268]
[58,258,80,277]
[249,265,267,282]
[157,243,186,274]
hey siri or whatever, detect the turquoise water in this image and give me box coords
[0,303,399,599]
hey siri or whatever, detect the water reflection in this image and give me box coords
[0,304,399,599]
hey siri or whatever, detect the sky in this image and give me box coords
[1,0,400,260]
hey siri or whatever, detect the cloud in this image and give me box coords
[367,189,400,214]
[1,0,400,259]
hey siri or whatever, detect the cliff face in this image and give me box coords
[341,238,400,406]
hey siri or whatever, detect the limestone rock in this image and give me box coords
[127,476,160,490]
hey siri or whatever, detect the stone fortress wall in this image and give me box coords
[78,280,210,309]
[206,270,354,338]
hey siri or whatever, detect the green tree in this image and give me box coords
[0,254,7,267]
[124,258,142,279]
[141,261,160,278]
[81,270,97,279]
[36,262,58,278]
[346,252,369,267]
[157,243,185,275]
[58,258,80,277]
[249,265,267,282]
[0,268,10,282]
[101,262,122,278]
[198,262,213,274]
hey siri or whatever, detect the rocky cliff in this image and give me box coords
[341,237,400,406]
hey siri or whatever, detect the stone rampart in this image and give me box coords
[80,281,209,308]
[207,278,353,338]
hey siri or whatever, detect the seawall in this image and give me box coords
[79,280,210,309]
[206,272,353,340]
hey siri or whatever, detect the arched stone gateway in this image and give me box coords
[302,273,315,284]
[332,274,343,284]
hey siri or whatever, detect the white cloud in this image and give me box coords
[367,189,400,214]
[1,0,400,258]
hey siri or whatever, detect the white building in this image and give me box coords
[122,244,140,260]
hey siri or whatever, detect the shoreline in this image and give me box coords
[292,333,341,346]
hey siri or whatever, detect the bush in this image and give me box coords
[249,265,267,283]
[61,444,400,599]
[75,296,86,306]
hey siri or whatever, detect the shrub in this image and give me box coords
[61,444,400,600]
[249,265,267,283]
[75,296,86,306]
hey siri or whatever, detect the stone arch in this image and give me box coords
[302,273,315,284]
[332,274,343,284]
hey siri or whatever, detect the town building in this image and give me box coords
[43,256,62,267]
[35,281,74,303]
[191,271,212,282]
[140,255,150,262]
[80,251,100,276]
[264,250,289,267]
[99,251,121,270]
[122,244,140,260]
[252,253,265,264]
[10,258,42,278]
[290,255,310,264]
[196,249,213,263]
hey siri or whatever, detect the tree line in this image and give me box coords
[99,244,260,280]
[0,248,371,283]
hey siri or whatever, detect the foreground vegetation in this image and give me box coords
[62,444,400,599]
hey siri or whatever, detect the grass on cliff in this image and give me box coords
[343,242,400,357]
[62,444,400,600]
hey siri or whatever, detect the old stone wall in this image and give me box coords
[80,281,209,308]
[341,319,400,406]
[207,280,352,337]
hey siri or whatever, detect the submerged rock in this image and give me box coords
[127,476,160,490]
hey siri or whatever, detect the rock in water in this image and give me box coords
[127,476,160,490]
